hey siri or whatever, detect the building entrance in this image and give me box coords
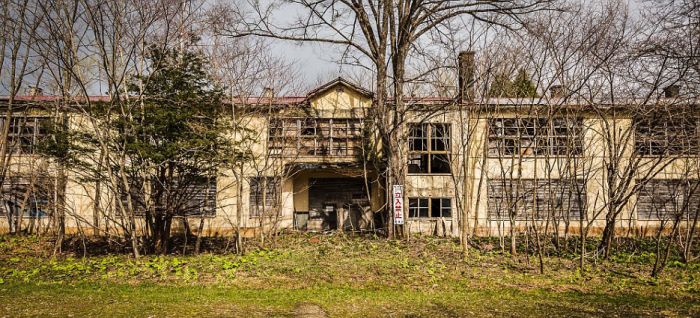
[307,178,370,231]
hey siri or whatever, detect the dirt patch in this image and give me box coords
[293,302,327,318]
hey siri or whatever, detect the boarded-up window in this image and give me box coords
[408,197,452,218]
[0,116,51,154]
[249,177,280,217]
[176,178,217,217]
[488,179,586,221]
[635,112,699,156]
[407,123,451,174]
[488,117,583,156]
[116,176,216,217]
[637,179,700,220]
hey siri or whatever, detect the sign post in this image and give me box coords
[393,185,404,225]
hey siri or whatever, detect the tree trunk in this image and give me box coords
[510,218,517,255]
[194,217,205,254]
[388,46,408,239]
[154,214,172,255]
[52,167,67,256]
[236,165,244,253]
[599,216,616,258]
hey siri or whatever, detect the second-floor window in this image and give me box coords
[488,117,583,157]
[407,123,451,174]
[635,113,699,156]
[268,118,362,157]
[0,116,50,154]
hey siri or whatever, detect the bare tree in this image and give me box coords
[0,0,43,234]
[223,0,555,238]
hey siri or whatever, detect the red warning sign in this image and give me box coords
[393,185,403,225]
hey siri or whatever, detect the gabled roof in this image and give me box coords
[305,77,373,99]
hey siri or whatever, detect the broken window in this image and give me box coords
[249,176,280,217]
[637,179,700,220]
[0,116,51,154]
[268,118,363,157]
[407,123,451,174]
[635,112,699,156]
[488,117,583,156]
[488,179,586,221]
[408,197,452,218]
[300,118,317,136]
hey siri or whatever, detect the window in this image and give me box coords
[488,117,583,156]
[635,112,699,156]
[408,197,452,218]
[249,176,280,217]
[407,123,451,174]
[0,116,50,154]
[0,176,52,221]
[488,179,586,221]
[300,118,317,136]
[409,198,429,217]
[637,179,700,220]
[268,118,363,157]
[115,176,216,217]
[116,177,147,216]
[176,178,217,216]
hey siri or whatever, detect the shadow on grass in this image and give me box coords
[1,282,697,317]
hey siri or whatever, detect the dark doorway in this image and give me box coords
[308,178,369,231]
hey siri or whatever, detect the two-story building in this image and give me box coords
[2,52,698,237]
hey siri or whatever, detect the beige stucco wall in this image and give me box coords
[2,85,698,237]
[309,84,370,118]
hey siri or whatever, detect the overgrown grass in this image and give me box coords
[0,233,698,317]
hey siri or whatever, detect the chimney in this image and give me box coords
[549,85,565,98]
[27,86,43,96]
[458,51,475,103]
[262,87,274,98]
[663,85,680,98]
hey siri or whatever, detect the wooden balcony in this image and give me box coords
[267,117,364,162]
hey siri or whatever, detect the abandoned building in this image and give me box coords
[1,52,699,237]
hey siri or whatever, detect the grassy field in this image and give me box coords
[0,234,698,317]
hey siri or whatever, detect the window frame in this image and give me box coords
[0,115,51,154]
[407,123,451,175]
[636,179,700,220]
[176,177,217,217]
[249,176,280,218]
[0,175,52,219]
[267,117,363,158]
[408,197,452,219]
[634,113,700,157]
[487,178,586,221]
[487,117,583,157]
